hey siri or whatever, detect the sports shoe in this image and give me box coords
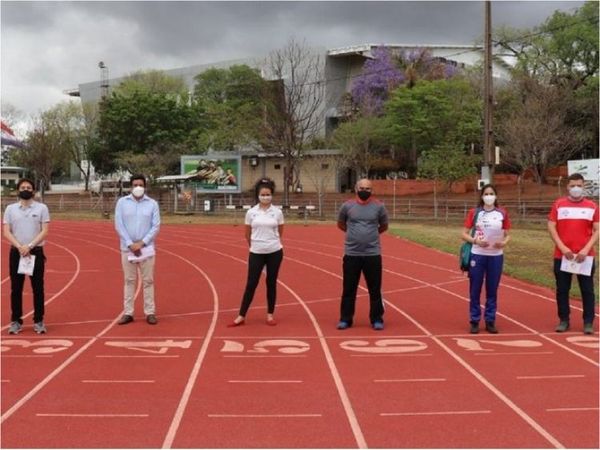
[8,322,22,335]
[469,322,479,334]
[146,314,157,325]
[372,321,384,331]
[583,323,594,335]
[33,322,47,334]
[117,315,134,325]
[337,321,350,330]
[555,321,570,332]
[485,321,498,334]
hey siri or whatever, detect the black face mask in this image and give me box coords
[18,190,34,200]
[357,190,371,201]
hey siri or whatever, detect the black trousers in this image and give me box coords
[340,254,384,325]
[239,249,283,317]
[554,258,596,324]
[9,246,46,324]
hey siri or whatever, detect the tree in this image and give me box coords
[302,152,345,217]
[418,141,479,219]
[386,77,482,176]
[263,38,325,204]
[497,76,580,186]
[95,71,194,176]
[191,65,267,152]
[333,115,392,178]
[351,46,404,116]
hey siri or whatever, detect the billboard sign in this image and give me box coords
[181,154,241,193]
[568,159,599,197]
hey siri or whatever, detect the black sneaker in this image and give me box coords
[469,322,479,334]
[485,321,498,334]
[555,321,570,332]
[583,323,594,335]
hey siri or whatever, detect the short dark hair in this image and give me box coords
[130,174,147,186]
[567,173,585,182]
[17,178,35,190]
[254,177,275,201]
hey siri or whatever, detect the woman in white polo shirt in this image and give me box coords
[229,178,284,327]
[461,184,511,334]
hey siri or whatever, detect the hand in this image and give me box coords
[493,241,506,249]
[128,242,143,253]
[574,251,588,263]
[18,245,31,257]
[562,248,575,260]
[477,239,490,248]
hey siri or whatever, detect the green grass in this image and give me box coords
[388,221,598,302]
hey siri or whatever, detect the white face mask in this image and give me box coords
[568,186,584,199]
[132,186,145,198]
[259,195,272,204]
[482,194,496,206]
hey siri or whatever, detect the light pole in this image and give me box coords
[482,0,494,184]
[98,61,109,99]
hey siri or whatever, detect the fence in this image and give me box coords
[25,191,554,223]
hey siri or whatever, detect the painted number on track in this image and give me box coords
[454,338,542,352]
[221,340,310,354]
[340,339,428,353]
[566,336,599,349]
[105,340,192,354]
[1,339,73,354]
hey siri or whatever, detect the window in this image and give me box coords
[321,163,329,170]
[274,164,281,170]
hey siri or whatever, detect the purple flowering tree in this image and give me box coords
[351,46,404,116]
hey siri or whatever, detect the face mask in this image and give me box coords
[482,194,496,206]
[132,186,145,198]
[259,195,272,204]
[569,186,584,199]
[18,190,33,200]
[357,190,371,201]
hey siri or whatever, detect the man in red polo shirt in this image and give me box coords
[548,173,599,335]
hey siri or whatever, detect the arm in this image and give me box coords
[245,225,252,247]
[278,224,284,239]
[114,200,134,249]
[575,222,599,263]
[547,220,574,260]
[378,223,388,234]
[337,221,347,232]
[3,223,30,256]
[28,222,49,249]
[141,202,161,247]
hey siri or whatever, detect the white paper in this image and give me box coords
[127,244,155,263]
[482,227,504,245]
[560,256,594,276]
[18,255,36,276]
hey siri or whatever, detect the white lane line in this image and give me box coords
[0,241,81,332]
[374,378,446,383]
[223,355,307,358]
[36,413,148,418]
[517,375,585,380]
[208,414,322,418]
[81,380,155,383]
[475,352,554,356]
[161,248,220,450]
[1,276,10,285]
[1,380,10,383]
[381,410,491,416]
[546,407,598,412]
[351,354,432,358]
[228,380,303,383]
[2,355,54,358]
[95,355,180,358]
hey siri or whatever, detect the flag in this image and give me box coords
[1,120,24,148]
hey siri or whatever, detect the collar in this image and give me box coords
[127,194,147,202]
[18,200,34,209]
[567,195,585,203]
[355,196,372,205]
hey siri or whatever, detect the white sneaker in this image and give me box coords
[33,322,47,334]
[8,322,22,334]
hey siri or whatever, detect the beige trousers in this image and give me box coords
[121,252,156,316]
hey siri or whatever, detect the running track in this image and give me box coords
[1,221,598,448]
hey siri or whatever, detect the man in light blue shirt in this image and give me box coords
[114,174,160,325]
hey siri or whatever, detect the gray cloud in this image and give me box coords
[1,0,585,121]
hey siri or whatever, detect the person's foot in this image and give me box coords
[469,321,479,334]
[33,321,47,334]
[266,318,277,326]
[337,321,351,330]
[583,323,594,335]
[117,315,134,325]
[8,321,22,335]
[146,314,157,325]
[227,316,245,327]
[372,321,384,331]
[555,321,570,332]
[485,321,498,334]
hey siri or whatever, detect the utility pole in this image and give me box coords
[482,0,494,184]
[98,61,109,99]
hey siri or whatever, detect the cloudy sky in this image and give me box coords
[1,0,584,127]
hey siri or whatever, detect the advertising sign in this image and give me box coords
[181,154,241,193]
